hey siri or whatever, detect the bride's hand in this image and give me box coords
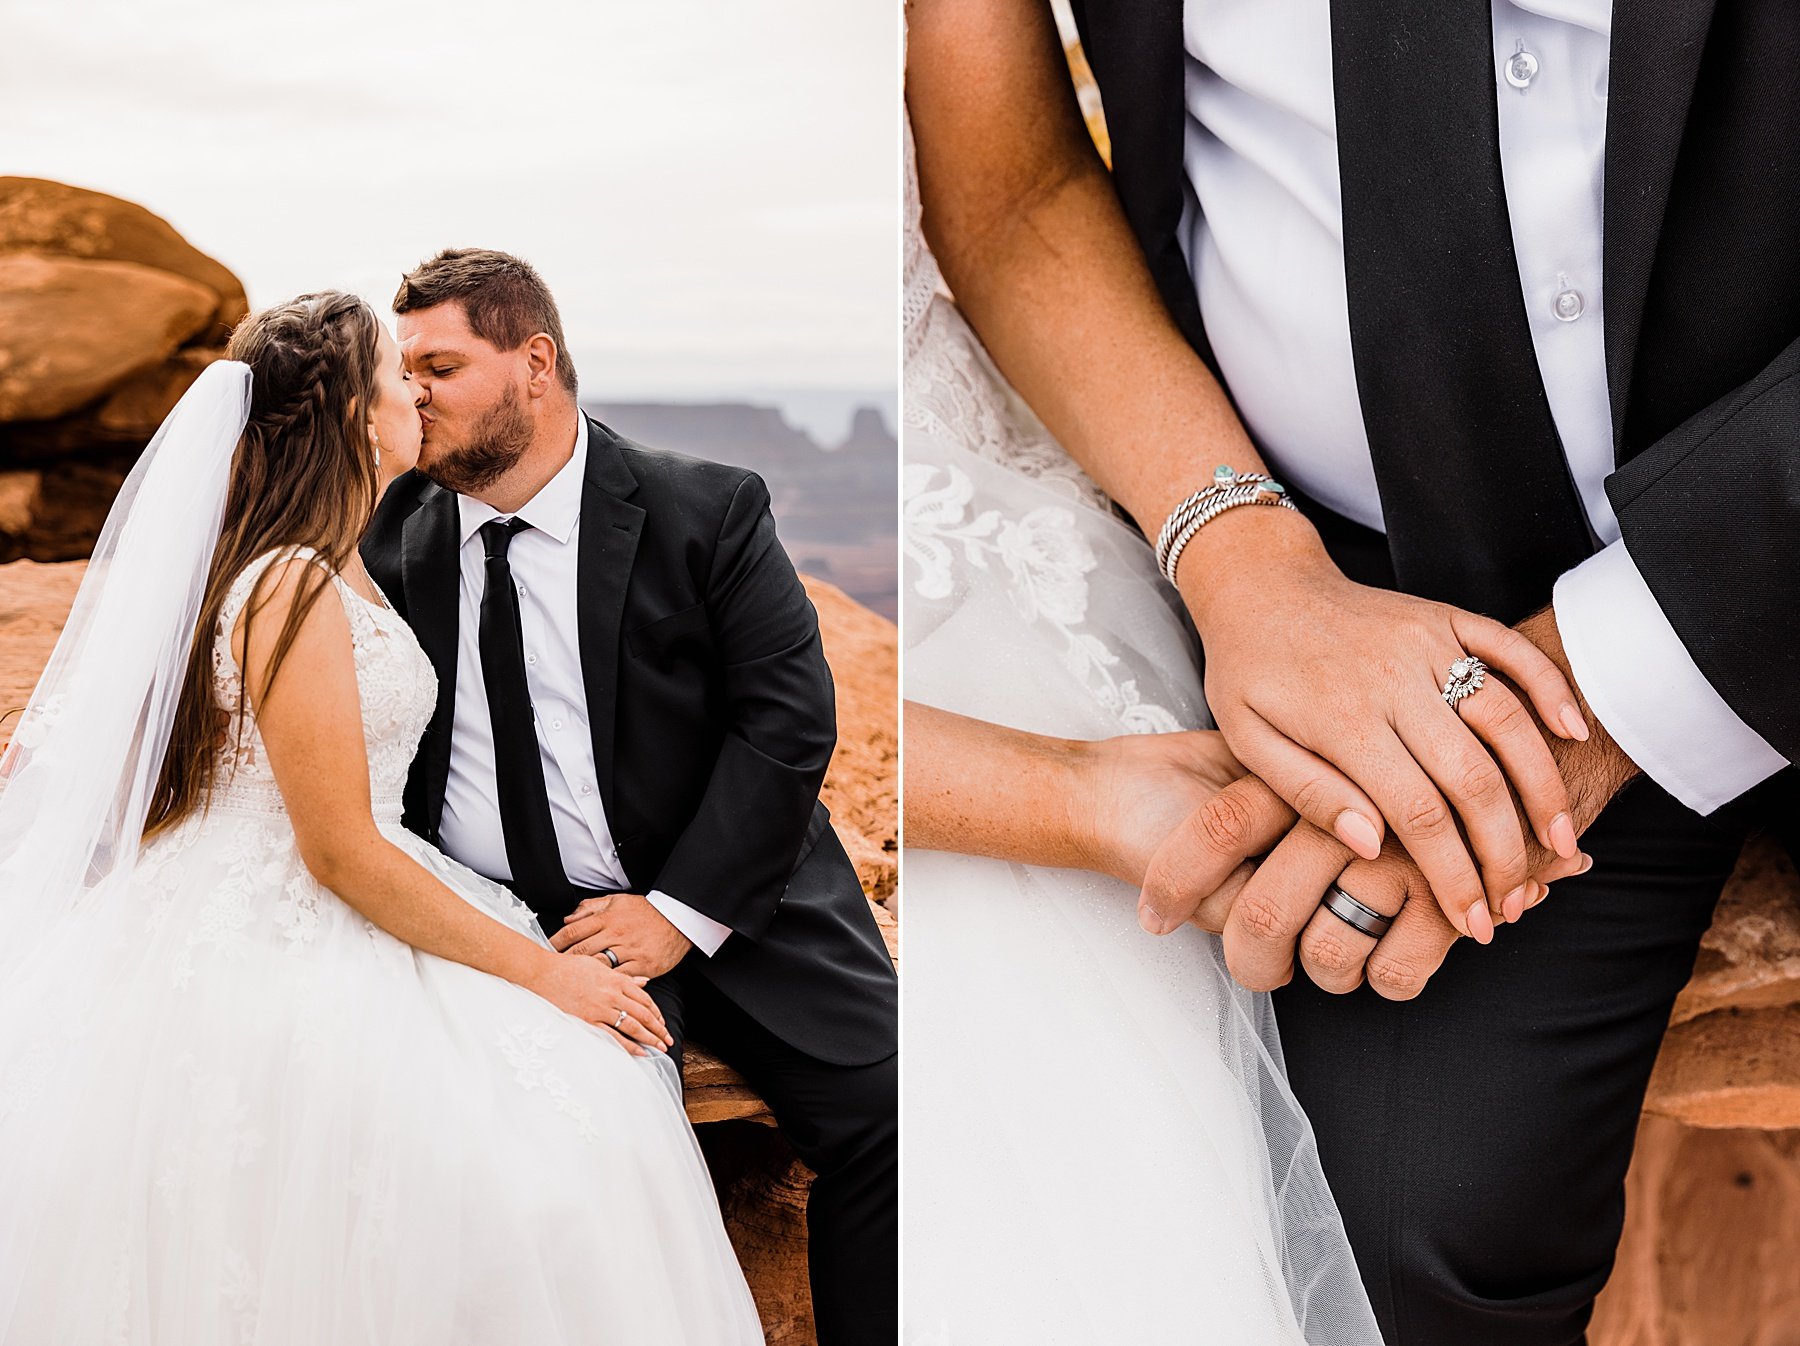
[523,954,674,1056]
[1065,730,1296,910]
[1181,535,1587,943]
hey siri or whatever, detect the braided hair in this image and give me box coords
[145,291,384,839]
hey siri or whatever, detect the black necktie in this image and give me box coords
[477,518,571,924]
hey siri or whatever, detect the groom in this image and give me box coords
[1062,2,1799,1344]
[362,248,897,1345]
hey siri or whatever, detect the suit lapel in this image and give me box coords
[1329,0,1593,619]
[575,417,644,828]
[400,483,461,835]
[1602,0,1718,455]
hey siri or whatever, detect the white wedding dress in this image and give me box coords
[902,114,1382,1345]
[0,547,763,1344]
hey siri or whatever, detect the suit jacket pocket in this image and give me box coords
[625,602,710,662]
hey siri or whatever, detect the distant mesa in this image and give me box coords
[0,178,241,563]
[586,400,898,621]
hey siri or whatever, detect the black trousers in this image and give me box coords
[1273,780,1750,1345]
[648,959,898,1346]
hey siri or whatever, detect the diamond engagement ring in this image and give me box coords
[613,1009,628,1031]
[1442,656,1488,709]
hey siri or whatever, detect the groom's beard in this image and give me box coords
[419,382,533,495]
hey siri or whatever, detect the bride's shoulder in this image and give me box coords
[217,548,354,649]
[223,545,334,609]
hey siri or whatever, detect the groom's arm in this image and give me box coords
[1551,335,1800,814]
[649,472,838,942]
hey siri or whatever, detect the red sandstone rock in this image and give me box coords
[0,454,139,564]
[803,574,899,910]
[0,255,216,422]
[1644,1005,1800,1130]
[0,178,247,335]
[1671,833,1800,1026]
[92,348,225,439]
[1591,1117,1800,1345]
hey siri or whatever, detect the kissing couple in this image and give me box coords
[0,249,897,1345]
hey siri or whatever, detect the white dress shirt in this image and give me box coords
[1178,0,1787,813]
[437,415,733,955]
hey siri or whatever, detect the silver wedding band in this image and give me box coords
[601,946,620,969]
[613,1009,628,1031]
[1320,884,1394,939]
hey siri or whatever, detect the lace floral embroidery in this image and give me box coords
[905,461,1182,735]
[274,869,325,953]
[170,817,282,989]
[154,1053,266,1197]
[496,1023,604,1143]
[218,1249,261,1345]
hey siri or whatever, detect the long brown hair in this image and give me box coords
[142,291,383,839]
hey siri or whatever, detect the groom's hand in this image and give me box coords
[551,893,692,979]
[1220,606,1638,996]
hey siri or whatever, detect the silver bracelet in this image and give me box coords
[1152,466,1276,569]
[1156,466,1296,585]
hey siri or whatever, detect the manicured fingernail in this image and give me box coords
[1576,853,1594,875]
[1138,904,1168,936]
[1335,810,1382,860]
[1502,885,1528,923]
[1559,703,1590,741]
[1548,812,1578,860]
[1527,881,1549,909]
[1465,900,1495,944]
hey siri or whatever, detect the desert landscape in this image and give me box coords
[0,177,895,1344]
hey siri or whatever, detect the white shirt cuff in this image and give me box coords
[646,889,731,957]
[1553,538,1787,815]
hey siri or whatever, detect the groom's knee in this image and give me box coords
[1377,1178,1622,1346]
[801,1052,897,1187]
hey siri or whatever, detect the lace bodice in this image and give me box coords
[903,115,1110,513]
[208,547,436,823]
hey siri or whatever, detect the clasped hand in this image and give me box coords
[549,891,693,980]
[1184,548,1589,942]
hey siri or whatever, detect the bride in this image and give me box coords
[0,292,762,1343]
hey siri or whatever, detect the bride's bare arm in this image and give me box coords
[903,701,1292,922]
[907,0,1588,942]
[907,0,1268,533]
[239,559,670,1054]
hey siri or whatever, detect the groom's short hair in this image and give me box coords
[394,248,578,396]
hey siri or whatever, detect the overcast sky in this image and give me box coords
[0,0,898,404]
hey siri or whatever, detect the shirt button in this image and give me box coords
[1553,287,1584,322]
[1505,42,1538,90]
[526,652,538,666]
[581,784,593,796]
[551,718,563,731]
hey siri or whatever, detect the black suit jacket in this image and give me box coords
[362,416,897,1067]
[1069,0,1800,804]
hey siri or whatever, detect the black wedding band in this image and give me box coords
[601,947,620,969]
[1320,884,1394,939]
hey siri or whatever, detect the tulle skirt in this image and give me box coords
[902,429,1382,1345]
[0,804,763,1345]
